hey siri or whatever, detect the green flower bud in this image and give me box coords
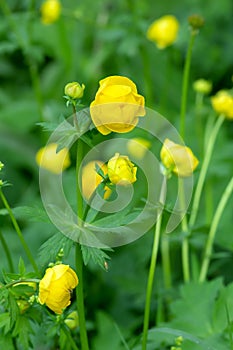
[193,79,212,95]
[64,310,79,330]
[0,162,4,171]
[188,14,204,31]
[64,82,85,99]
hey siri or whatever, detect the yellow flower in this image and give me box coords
[160,139,199,177]
[193,79,212,95]
[147,15,179,49]
[38,264,78,314]
[41,0,61,25]
[107,153,137,185]
[211,90,233,119]
[127,137,151,160]
[90,76,145,135]
[36,143,71,174]
[64,82,85,99]
[82,160,111,200]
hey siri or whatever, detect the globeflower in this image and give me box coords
[82,160,111,201]
[127,137,151,160]
[41,0,61,25]
[90,76,145,135]
[160,139,199,177]
[107,153,137,185]
[36,143,71,174]
[64,82,85,100]
[193,79,212,95]
[147,15,179,49]
[38,264,78,314]
[211,90,233,120]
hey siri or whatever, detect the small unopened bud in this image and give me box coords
[64,311,79,330]
[175,336,184,346]
[17,299,31,314]
[188,14,204,31]
[193,79,212,95]
[64,82,85,99]
[0,162,4,171]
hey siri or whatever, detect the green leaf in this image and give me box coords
[12,206,50,223]
[0,313,11,332]
[213,282,233,333]
[81,246,112,270]
[18,257,26,276]
[12,315,33,350]
[38,232,73,266]
[0,332,14,350]
[8,292,19,328]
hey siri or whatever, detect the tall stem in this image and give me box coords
[189,114,225,229]
[161,235,171,290]
[74,107,89,350]
[0,229,14,272]
[141,178,166,350]
[179,31,196,139]
[199,176,233,282]
[0,189,39,274]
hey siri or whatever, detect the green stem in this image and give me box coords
[141,178,166,350]
[195,92,204,156]
[62,325,80,350]
[179,31,196,139]
[181,215,190,283]
[189,114,225,229]
[5,278,40,288]
[0,189,39,274]
[199,176,233,282]
[161,235,171,289]
[0,229,14,272]
[74,116,89,350]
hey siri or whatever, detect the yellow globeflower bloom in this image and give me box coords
[64,82,85,99]
[160,139,199,177]
[38,264,78,314]
[41,0,61,25]
[193,79,212,95]
[82,160,111,201]
[107,153,137,185]
[127,137,151,160]
[147,15,179,49]
[90,76,145,135]
[211,90,233,120]
[36,143,71,174]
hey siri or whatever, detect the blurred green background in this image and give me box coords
[0,0,233,349]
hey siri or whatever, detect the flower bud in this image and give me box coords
[188,14,204,31]
[211,90,233,119]
[160,139,199,177]
[107,153,137,185]
[82,161,111,201]
[127,138,151,160]
[0,180,3,187]
[17,300,31,314]
[0,162,4,171]
[64,310,79,330]
[64,82,85,99]
[147,15,179,49]
[41,0,61,25]
[193,79,212,95]
[36,143,71,174]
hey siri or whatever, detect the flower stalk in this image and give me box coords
[0,229,14,272]
[141,177,166,350]
[199,176,233,282]
[0,188,39,274]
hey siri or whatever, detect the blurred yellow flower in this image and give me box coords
[127,137,151,160]
[64,82,85,99]
[82,160,111,201]
[107,153,137,185]
[38,264,78,314]
[90,76,145,135]
[147,15,179,49]
[211,90,233,119]
[193,79,212,95]
[36,143,71,174]
[160,139,199,177]
[41,0,61,25]
[0,161,4,171]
